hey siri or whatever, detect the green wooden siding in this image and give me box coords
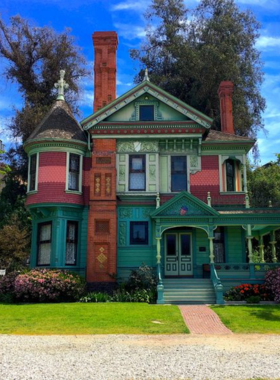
[117,205,156,280]
[226,226,244,262]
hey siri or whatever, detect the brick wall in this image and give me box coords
[190,155,245,205]
[86,138,118,282]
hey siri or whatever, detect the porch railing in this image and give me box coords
[210,263,224,304]
[214,262,280,280]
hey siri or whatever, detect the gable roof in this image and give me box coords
[81,80,213,130]
[25,100,87,145]
[150,192,219,218]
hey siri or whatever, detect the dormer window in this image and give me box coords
[139,105,154,121]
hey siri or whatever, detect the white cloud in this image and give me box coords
[114,23,146,40]
[256,36,280,50]
[79,89,94,108]
[112,0,150,12]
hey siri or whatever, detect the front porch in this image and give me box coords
[150,192,280,304]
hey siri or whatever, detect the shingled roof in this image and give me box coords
[204,130,255,142]
[26,100,87,144]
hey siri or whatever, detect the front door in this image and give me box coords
[165,233,193,276]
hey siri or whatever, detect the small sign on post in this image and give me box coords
[0,269,6,276]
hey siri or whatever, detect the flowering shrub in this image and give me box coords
[265,267,280,303]
[13,269,86,302]
[224,283,273,302]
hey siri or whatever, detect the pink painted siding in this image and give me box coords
[26,152,86,206]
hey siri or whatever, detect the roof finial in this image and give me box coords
[143,68,150,82]
[54,70,69,101]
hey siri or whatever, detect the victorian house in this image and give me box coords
[24,32,280,304]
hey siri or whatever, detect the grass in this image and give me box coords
[211,305,280,334]
[0,303,189,335]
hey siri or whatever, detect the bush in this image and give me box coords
[80,288,157,304]
[265,267,280,303]
[224,283,273,302]
[0,271,20,302]
[0,269,86,303]
[126,264,157,292]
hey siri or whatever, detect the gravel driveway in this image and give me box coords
[0,334,280,380]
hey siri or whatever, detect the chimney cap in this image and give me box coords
[92,31,118,47]
[218,81,233,95]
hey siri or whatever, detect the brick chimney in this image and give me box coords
[92,31,118,112]
[218,81,234,134]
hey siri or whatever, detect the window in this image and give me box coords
[67,153,81,192]
[226,159,235,191]
[171,156,187,192]
[129,155,146,191]
[28,153,38,192]
[65,221,78,266]
[214,227,225,263]
[139,105,154,121]
[37,222,52,266]
[130,222,148,245]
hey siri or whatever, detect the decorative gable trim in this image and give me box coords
[81,81,213,131]
[150,191,219,218]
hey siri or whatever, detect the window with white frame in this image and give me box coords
[28,153,38,192]
[129,155,146,191]
[37,222,52,266]
[220,157,243,192]
[67,153,82,192]
[171,156,187,192]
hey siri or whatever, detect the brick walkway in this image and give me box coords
[179,305,233,334]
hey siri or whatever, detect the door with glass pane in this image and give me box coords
[165,233,192,276]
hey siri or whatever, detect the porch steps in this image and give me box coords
[162,278,216,304]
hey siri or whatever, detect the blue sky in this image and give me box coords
[0,0,280,164]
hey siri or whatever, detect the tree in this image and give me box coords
[0,215,30,272]
[0,15,89,178]
[247,155,280,208]
[131,0,265,138]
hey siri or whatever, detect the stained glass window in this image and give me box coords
[65,221,78,265]
[37,222,52,266]
[129,155,146,191]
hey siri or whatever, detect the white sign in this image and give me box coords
[0,269,6,276]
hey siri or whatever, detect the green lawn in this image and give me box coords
[0,303,188,335]
[211,305,280,334]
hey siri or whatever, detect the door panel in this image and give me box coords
[165,233,192,276]
[165,234,178,275]
[179,234,193,275]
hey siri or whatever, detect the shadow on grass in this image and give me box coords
[246,305,280,322]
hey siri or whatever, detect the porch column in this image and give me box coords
[156,237,164,304]
[270,231,277,263]
[247,225,253,263]
[209,237,215,264]
[258,235,265,263]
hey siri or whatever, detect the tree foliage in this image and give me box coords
[247,155,280,208]
[0,15,89,177]
[131,0,265,138]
